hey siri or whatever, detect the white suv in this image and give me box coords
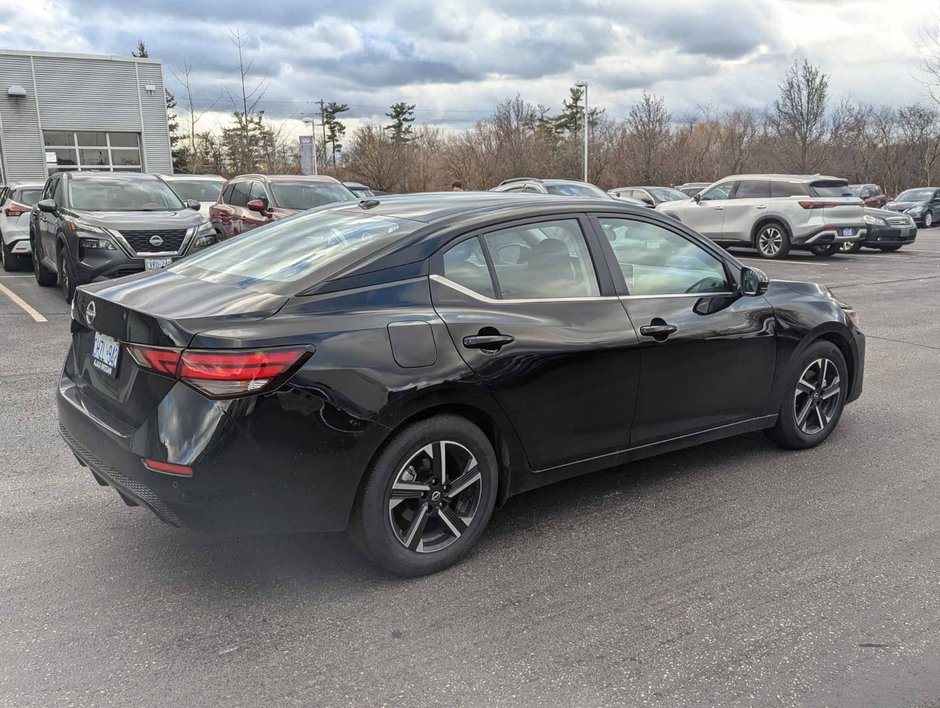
[656,175,865,259]
[0,181,44,271]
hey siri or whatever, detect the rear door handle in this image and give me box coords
[639,324,678,338]
[756,204,768,210]
[463,334,514,350]
[713,206,724,211]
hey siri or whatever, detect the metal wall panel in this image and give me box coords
[0,54,46,181]
[136,62,173,175]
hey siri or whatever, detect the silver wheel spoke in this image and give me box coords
[438,506,467,539]
[796,378,815,394]
[814,404,826,429]
[796,397,813,425]
[445,465,481,499]
[403,504,430,550]
[821,378,841,400]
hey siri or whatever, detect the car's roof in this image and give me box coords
[615,186,678,191]
[714,173,848,183]
[65,171,161,181]
[3,181,44,189]
[231,173,342,184]
[344,181,368,188]
[160,174,224,181]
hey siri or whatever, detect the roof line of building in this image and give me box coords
[0,49,162,65]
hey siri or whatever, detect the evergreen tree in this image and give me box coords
[323,102,350,165]
[385,102,416,144]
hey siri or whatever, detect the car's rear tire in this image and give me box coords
[840,240,863,254]
[766,340,848,450]
[754,221,790,259]
[352,414,499,576]
[58,246,75,304]
[877,244,903,252]
[1,239,19,272]
[32,240,56,286]
[810,244,839,257]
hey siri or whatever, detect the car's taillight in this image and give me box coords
[126,344,309,398]
[143,459,193,477]
[798,200,842,209]
[178,348,308,397]
[4,202,30,217]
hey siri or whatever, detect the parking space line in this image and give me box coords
[0,282,47,323]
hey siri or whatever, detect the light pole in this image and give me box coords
[302,116,318,175]
[575,80,589,183]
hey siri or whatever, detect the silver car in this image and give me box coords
[158,174,226,219]
[0,181,44,271]
[657,175,865,259]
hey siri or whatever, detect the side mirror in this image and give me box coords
[740,266,769,296]
[184,199,201,211]
[37,199,57,213]
[246,198,268,214]
[642,199,655,207]
[693,193,702,203]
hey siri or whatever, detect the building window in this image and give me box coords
[43,131,142,174]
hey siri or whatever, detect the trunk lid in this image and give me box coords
[808,180,864,224]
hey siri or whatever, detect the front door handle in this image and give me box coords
[713,206,724,211]
[639,323,678,338]
[463,334,514,350]
[756,204,768,210]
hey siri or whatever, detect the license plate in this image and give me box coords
[842,228,855,237]
[145,257,172,270]
[92,332,120,376]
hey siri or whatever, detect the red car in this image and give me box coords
[209,174,357,239]
[849,184,888,208]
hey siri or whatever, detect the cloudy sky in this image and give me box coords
[0,0,935,138]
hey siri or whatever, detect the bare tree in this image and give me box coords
[768,59,830,172]
[626,92,672,183]
[170,58,222,172]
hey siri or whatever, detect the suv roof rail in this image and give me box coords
[499,177,539,185]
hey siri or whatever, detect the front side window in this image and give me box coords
[698,182,735,201]
[269,182,356,210]
[481,219,600,299]
[229,182,250,208]
[171,210,419,291]
[67,178,184,211]
[733,180,770,199]
[442,237,496,298]
[248,181,268,203]
[597,218,730,296]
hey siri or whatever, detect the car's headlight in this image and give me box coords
[79,237,116,250]
[863,214,886,225]
[906,205,925,213]
[189,222,217,250]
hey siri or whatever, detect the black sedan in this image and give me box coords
[58,193,865,575]
[841,207,917,253]
[884,187,940,228]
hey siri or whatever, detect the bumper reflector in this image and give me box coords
[143,458,193,477]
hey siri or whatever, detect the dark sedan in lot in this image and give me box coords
[841,207,917,253]
[58,193,865,575]
[30,172,216,302]
[884,187,940,227]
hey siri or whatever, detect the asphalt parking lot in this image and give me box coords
[1,240,939,707]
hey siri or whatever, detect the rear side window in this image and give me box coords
[442,237,496,298]
[482,219,600,299]
[809,181,853,197]
[770,181,809,198]
[733,181,770,199]
[170,209,421,290]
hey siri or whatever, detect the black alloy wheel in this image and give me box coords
[58,247,75,304]
[767,340,847,449]
[353,415,498,576]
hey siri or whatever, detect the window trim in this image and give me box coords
[430,212,618,301]
[586,212,739,297]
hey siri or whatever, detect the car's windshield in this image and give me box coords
[347,185,374,198]
[545,183,610,198]
[270,182,357,210]
[68,178,185,211]
[896,189,934,202]
[13,188,42,206]
[170,209,421,289]
[648,187,687,202]
[166,179,224,202]
[809,181,854,197]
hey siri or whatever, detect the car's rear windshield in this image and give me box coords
[13,188,42,206]
[69,178,185,211]
[896,189,934,202]
[648,187,687,202]
[166,179,224,202]
[169,208,422,292]
[270,182,356,210]
[545,183,610,198]
[809,181,854,197]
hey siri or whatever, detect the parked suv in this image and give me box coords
[849,184,888,208]
[609,186,688,207]
[30,172,216,302]
[490,178,612,198]
[209,174,356,239]
[158,174,225,219]
[0,181,44,271]
[657,174,865,259]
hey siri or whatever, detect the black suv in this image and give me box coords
[30,172,217,302]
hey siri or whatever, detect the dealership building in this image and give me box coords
[0,49,172,184]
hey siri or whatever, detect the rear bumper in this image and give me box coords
[56,370,376,533]
[792,224,864,247]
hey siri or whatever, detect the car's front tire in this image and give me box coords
[352,414,499,576]
[754,222,790,259]
[924,212,933,228]
[810,244,840,257]
[766,340,848,450]
[58,246,76,304]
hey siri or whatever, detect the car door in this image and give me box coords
[686,181,735,240]
[430,215,641,472]
[592,214,777,445]
[37,176,61,263]
[931,190,940,222]
[240,181,272,232]
[227,181,251,236]
[719,179,770,243]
